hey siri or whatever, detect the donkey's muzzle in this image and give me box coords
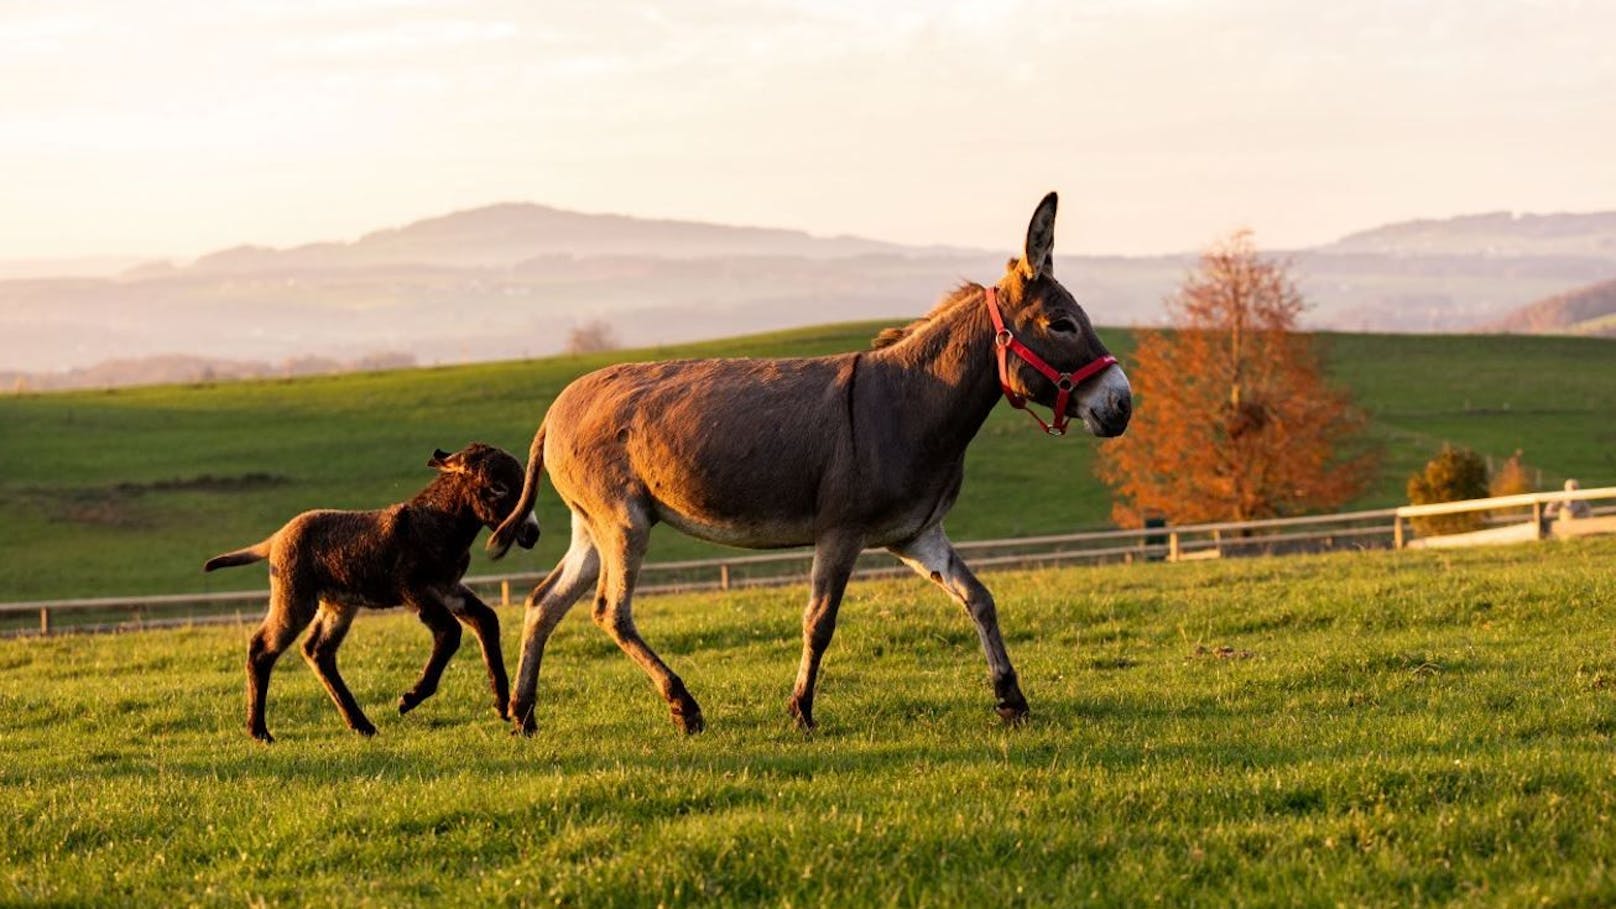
[1090,390,1131,438]
[1076,366,1132,438]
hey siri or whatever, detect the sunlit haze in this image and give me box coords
[4,0,1614,261]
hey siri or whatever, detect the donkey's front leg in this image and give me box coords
[788,533,864,731]
[891,525,1029,724]
[448,585,510,720]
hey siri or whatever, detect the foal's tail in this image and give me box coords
[203,540,271,572]
[487,423,546,561]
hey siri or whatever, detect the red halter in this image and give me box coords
[985,286,1118,437]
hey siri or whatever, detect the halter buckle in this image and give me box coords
[1055,374,1074,392]
[1046,425,1065,437]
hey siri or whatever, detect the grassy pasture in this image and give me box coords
[0,325,1612,601]
[3,539,1615,906]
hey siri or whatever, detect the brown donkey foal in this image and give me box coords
[204,443,540,742]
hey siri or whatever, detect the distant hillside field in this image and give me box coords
[1,325,1612,601]
[1486,276,1616,337]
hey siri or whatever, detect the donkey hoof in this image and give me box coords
[352,720,378,737]
[509,700,538,736]
[494,701,511,721]
[249,727,275,745]
[786,697,816,732]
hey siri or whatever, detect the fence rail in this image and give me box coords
[5,490,1613,637]
[1393,486,1616,551]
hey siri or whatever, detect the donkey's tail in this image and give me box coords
[203,540,271,572]
[487,423,546,560]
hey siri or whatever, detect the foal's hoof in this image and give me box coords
[493,700,511,722]
[672,704,705,735]
[397,692,422,715]
[351,720,378,737]
[996,701,1030,727]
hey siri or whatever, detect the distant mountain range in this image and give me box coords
[3,202,1614,389]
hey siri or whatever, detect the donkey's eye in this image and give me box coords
[1049,317,1078,334]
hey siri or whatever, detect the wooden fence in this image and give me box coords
[1395,486,1616,550]
[5,490,1612,637]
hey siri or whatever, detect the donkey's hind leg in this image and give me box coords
[891,524,1029,725]
[787,532,864,731]
[301,604,375,736]
[245,585,317,743]
[510,513,600,735]
[397,597,462,716]
[591,506,704,734]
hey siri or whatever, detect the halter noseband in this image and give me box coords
[985,286,1118,437]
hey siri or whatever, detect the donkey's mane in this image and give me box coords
[870,282,984,349]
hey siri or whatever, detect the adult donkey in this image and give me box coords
[488,192,1131,735]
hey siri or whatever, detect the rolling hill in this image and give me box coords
[1484,276,1616,337]
[0,323,1611,602]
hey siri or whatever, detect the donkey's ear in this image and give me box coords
[1020,191,1058,280]
[427,448,453,470]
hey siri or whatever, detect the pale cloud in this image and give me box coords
[0,11,96,55]
[278,18,519,57]
[0,0,1613,258]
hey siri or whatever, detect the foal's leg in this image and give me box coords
[890,525,1030,724]
[449,585,509,720]
[397,597,462,716]
[300,604,376,736]
[245,584,317,743]
[787,532,864,731]
[591,508,704,734]
[511,513,600,735]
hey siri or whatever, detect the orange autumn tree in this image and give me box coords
[1097,231,1377,525]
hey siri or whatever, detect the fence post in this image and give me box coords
[1531,501,1543,539]
[40,607,51,636]
[1393,516,1405,550]
[1168,532,1180,563]
[719,564,731,591]
[501,579,511,608]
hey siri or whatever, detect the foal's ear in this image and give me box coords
[1020,191,1058,281]
[427,448,455,470]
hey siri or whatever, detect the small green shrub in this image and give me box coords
[1407,444,1490,536]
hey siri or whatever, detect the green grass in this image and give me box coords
[0,325,1612,600]
[1320,332,1616,504]
[3,539,1615,906]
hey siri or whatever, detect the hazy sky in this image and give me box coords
[3,0,1613,260]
